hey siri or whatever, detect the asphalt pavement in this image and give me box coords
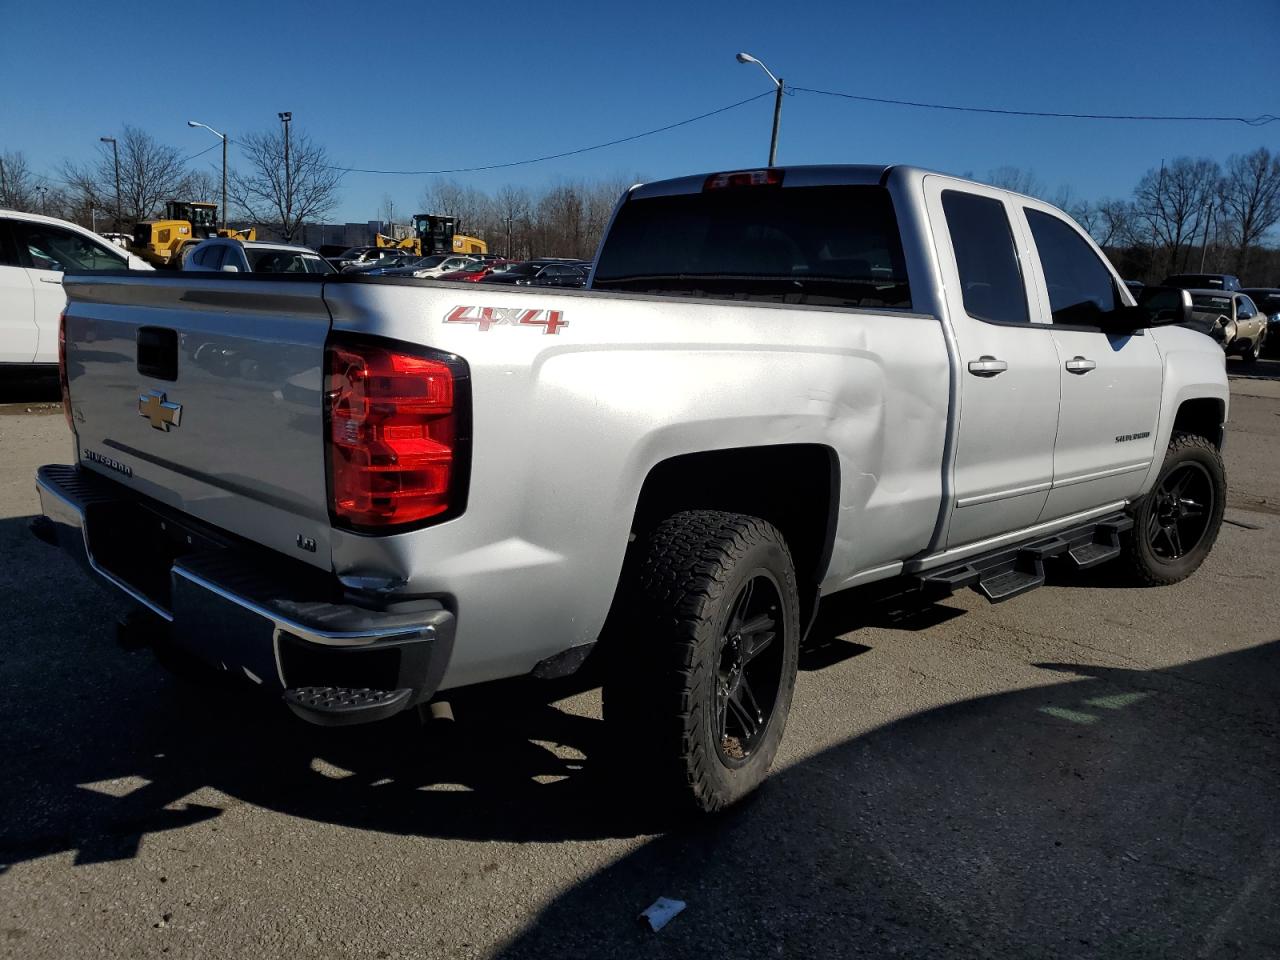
[1,360,1277,959]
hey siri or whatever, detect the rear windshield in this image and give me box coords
[1191,294,1232,313]
[248,249,333,274]
[592,184,911,309]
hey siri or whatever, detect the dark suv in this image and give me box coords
[1162,273,1242,292]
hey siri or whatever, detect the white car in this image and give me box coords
[401,254,481,278]
[183,238,335,275]
[0,209,152,368]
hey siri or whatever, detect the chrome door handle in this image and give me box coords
[1065,356,1096,374]
[967,356,1008,377]
[39,277,63,284]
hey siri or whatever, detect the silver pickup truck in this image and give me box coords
[35,164,1228,812]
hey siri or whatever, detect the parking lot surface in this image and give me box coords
[2,362,1278,959]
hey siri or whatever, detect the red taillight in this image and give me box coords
[703,169,784,190]
[58,312,72,431]
[324,338,468,530]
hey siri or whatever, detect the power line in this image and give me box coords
[791,85,1278,126]
[326,90,776,176]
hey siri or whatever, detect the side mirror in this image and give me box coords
[221,263,240,273]
[1134,286,1193,327]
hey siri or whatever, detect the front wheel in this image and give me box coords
[1121,432,1226,585]
[1240,334,1262,364]
[602,511,800,813]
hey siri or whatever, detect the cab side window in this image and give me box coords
[1237,295,1257,320]
[941,191,1029,325]
[1025,209,1119,325]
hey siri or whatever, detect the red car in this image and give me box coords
[437,259,514,282]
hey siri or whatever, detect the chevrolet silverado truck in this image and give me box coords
[34,165,1228,812]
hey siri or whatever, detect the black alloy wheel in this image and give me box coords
[715,573,785,765]
[1147,461,1214,560]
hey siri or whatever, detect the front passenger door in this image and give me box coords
[1020,205,1163,519]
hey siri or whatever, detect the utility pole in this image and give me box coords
[91,203,97,233]
[36,185,48,215]
[504,217,513,258]
[1199,201,1214,272]
[187,121,229,230]
[736,53,783,166]
[278,111,292,240]
[100,136,121,229]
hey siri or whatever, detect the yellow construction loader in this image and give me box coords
[373,214,487,258]
[129,201,255,268]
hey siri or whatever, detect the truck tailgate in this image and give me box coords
[63,274,334,569]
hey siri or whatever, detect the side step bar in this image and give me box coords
[917,513,1133,604]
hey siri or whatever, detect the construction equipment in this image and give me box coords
[129,201,255,268]
[373,215,487,257]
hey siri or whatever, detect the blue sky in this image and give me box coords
[2,0,1276,222]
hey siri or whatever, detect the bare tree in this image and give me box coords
[491,184,532,258]
[0,150,39,211]
[983,166,1045,197]
[62,125,194,225]
[230,126,342,241]
[1132,157,1221,273]
[420,178,492,238]
[1217,147,1280,274]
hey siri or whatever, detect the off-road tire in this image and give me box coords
[1121,431,1225,586]
[601,511,800,813]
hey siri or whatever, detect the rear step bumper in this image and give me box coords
[917,513,1133,602]
[35,464,455,726]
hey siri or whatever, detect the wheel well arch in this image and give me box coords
[1172,397,1226,449]
[618,443,840,629]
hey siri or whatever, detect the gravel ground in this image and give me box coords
[0,368,1277,959]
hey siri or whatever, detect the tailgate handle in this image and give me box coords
[137,327,178,381]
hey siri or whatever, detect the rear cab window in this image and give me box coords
[592,183,911,310]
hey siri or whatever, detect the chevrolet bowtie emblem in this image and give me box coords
[138,390,182,431]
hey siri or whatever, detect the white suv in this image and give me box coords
[0,209,152,368]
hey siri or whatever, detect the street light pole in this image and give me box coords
[186,120,229,231]
[36,185,48,215]
[735,52,783,166]
[100,136,121,228]
[278,111,292,240]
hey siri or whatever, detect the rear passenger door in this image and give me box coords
[0,219,38,363]
[924,178,1062,548]
[1018,204,1162,519]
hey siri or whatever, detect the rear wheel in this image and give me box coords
[1122,432,1225,585]
[602,511,800,813]
[1240,334,1262,364]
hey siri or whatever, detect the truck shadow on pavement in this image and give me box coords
[3,514,1278,955]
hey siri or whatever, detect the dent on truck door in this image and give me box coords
[924,179,1061,549]
[1020,206,1162,519]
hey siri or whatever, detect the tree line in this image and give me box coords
[981,150,1280,284]
[3,123,1278,280]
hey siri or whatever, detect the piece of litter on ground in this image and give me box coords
[639,897,686,932]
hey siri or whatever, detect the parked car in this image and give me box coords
[1163,273,1242,292]
[1241,288,1280,356]
[342,252,423,274]
[99,231,134,250]
[330,246,393,271]
[477,259,566,284]
[437,259,515,282]
[38,163,1227,813]
[1187,290,1267,361]
[1,208,151,369]
[516,262,590,288]
[185,238,334,275]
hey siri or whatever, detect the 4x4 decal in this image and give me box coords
[444,305,568,335]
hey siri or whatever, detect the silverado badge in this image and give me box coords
[139,389,182,431]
